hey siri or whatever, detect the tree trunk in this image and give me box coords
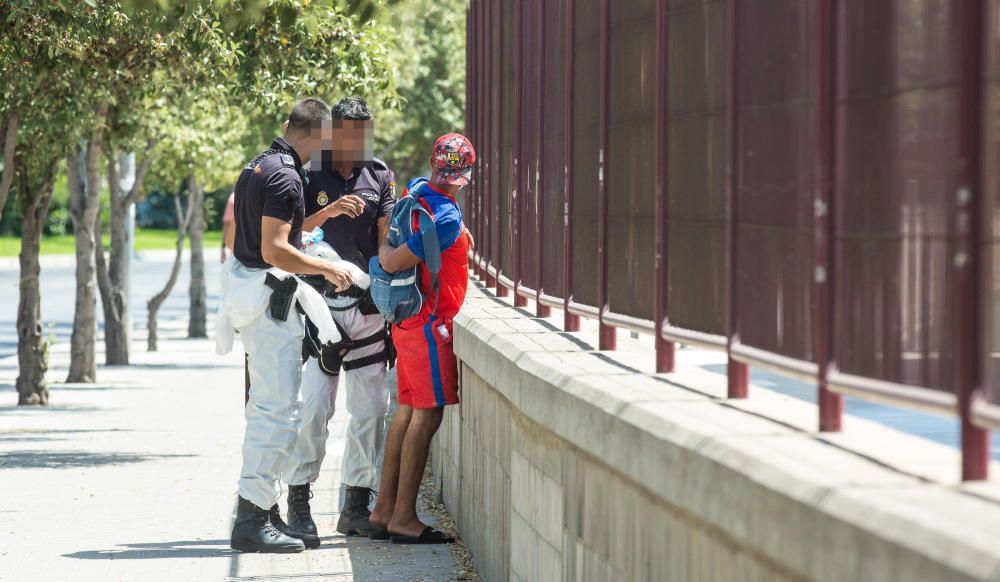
[97,153,132,364]
[0,112,19,221]
[96,142,154,364]
[188,178,207,338]
[67,104,108,382]
[148,179,194,351]
[16,158,59,405]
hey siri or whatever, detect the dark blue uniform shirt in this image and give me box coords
[305,157,396,272]
[233,137,306,269]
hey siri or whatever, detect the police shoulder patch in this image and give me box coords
[371,157,390,171]
[279,153,296,168]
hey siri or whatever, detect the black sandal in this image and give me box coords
[368,528,390,541]
[389,526,455,544]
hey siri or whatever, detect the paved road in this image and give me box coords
[0,250,219,362]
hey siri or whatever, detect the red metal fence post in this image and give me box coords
[654,0,675,373]
[816,0,843,431]
[485,0,498,289]
[726,0,748,398]
[958,0,989,480]
[597,0,616,350]
[535,0,551,318]
[495,0,509,298]
[512,0,528,307]
[563,0,581,333]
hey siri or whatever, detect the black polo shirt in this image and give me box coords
[305,157,396,272]
[233,137,306,269]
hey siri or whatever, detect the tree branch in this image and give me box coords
[0,113,18,221]
[125,137,157,207]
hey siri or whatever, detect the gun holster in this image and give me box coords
[264,272,298,322]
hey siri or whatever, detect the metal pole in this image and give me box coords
[495,0,509,298]
[488,0,500,291]
[654,0,675,373]
[563,0,581,332]
[512,0,527,307]
[958,0,988,480]
[536,0,551,318]
[816,0,842,430]
[726,0,748,398]
[597,0,616,350]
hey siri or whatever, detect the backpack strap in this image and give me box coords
[414,205,442,317]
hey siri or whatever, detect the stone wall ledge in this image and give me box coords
[450,284,1000,582]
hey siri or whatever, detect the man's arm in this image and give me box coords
[261,216,353,290]
[378,238,421,274]
[224,221,235,251]
[302,195,367,231]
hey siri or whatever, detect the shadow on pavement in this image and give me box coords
[62,539,237,560]
[0,450,192,469]
[0,428,133,444]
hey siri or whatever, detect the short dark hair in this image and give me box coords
[332,96,373,121]
[286,98,332,134]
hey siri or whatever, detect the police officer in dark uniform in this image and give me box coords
[225,98,354,554]
[282,97,397,540]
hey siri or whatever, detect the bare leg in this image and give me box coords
[387,406,444,537]
[369,404,412,530]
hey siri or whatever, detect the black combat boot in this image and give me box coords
[336,486,378,536]
[286,484,321,549]
[230,496,306,553]
[269,504,290,534]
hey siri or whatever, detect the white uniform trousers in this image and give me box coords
[285,308,389,489]
[237,309,305,510]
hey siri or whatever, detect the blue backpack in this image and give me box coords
[369,178,442,324]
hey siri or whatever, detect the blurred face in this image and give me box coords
[327,119,374,165]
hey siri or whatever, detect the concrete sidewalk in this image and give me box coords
[0,322,474,581]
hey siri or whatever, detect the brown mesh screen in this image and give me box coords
[570,0,601,307]
[984,0,1000,404]
[605,0,657,321]
[665,0,728,335]
[540,0,567,298]
[733,0,817,362]
[832,0,962,391]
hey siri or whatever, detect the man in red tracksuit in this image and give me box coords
[368,133,476,544]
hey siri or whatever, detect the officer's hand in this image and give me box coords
[323,264,354,292]
[327,195,366,219]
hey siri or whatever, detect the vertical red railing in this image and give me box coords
[535,0,551,318]
[596,0,615,350]
[495,0,509,298]
[512,0,527,307]
[485,0,497,289]
[816,0,842,431]
[653,0,674,373]
[958,0,989,480]
[725,0,748,398]
[563,0,581,333]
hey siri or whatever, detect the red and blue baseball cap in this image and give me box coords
[430,132,476,186]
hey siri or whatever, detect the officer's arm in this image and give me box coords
[225,222,236,251]
[378,238,421,274]
[261,217,352,290]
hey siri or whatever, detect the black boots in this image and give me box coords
[286,484,321,549]
[231,497,305,553]
[336,486,378,536]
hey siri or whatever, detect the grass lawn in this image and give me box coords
[0,229,222,257]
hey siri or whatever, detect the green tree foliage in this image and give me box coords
[374,0,466,182]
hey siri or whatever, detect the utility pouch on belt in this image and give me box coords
[357,291,381,316]
[264,273,297,322]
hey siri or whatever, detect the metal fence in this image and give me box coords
[464,0,995,480]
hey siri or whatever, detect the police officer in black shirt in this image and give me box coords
[283,97,396,539]
[226,98,354,554]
